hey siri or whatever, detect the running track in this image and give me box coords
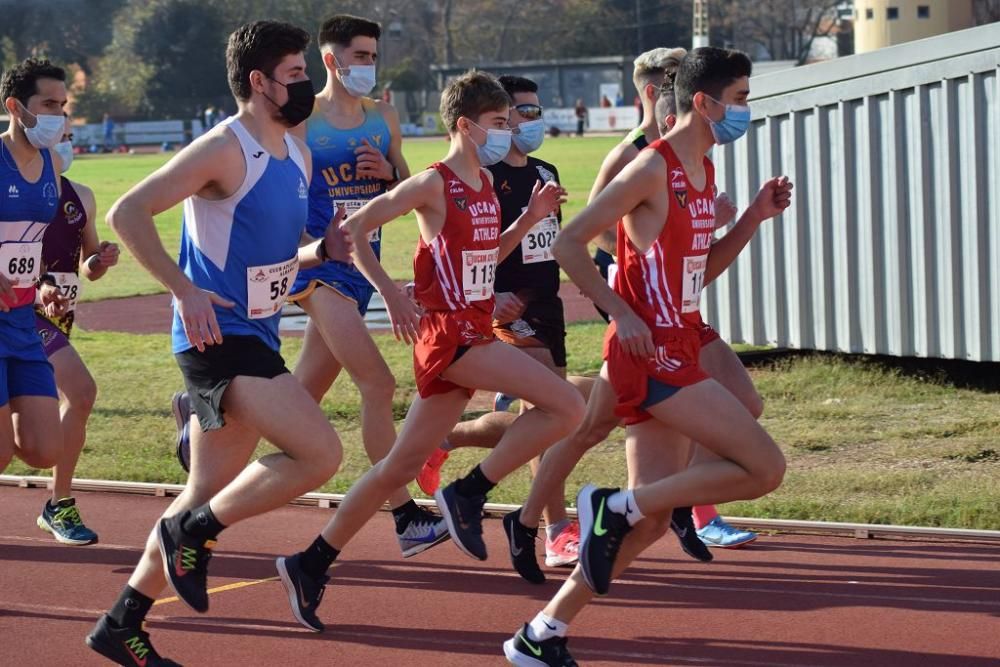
[2,486,998,666]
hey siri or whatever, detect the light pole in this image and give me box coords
[693,0,710,49]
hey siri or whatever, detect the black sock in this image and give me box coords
[107,585,154,629]
[299,535,340,579]
[181,503,226,541]
[455,465,496,499]
[391,500,421,534]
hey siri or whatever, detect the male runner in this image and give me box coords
[274,71,584,633]
[415,74,580,576]
[503,47,791,665]
[35,114,121,545]
[86,22,353,666]
[171,13,447,558]
[0,58,69,476]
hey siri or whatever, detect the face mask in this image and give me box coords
[18,105,65,149]
[512,119,545,154]
[264,76,315,127]
[335,57,377,98]
[703,95,751,145]
[468,120,512,166]
[53,141,74,173]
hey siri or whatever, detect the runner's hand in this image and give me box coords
[325,205,354,264]
[95,240,120,268]
[0,274,14,312]
[493,291,525,324]
[615,309,655,359]
[525,179,567,221]
[383,287,420,345]
[355,139,394,181]
[175,285,235,352]
[714,192,737,229]
[748,176,793,222]
[39,283,69,318]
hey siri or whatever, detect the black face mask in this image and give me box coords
[263,76,315,127]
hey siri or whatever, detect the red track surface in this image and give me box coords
[2,486,998,666]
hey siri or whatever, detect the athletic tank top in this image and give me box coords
[0,142,59,311]
[171,117,308,354]
[413,162,502,314]
[297,100,390,290]
[615,138,715,331]
[35,177,86,335]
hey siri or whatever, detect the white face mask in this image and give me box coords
[53,141,74,173]
[334,55,376,98]
[18,105,65,149]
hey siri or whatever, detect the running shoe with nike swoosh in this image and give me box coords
[397,506,450,558]
[157,512,214,613]
[503,508,545,584]
[576,485,631,596]
[503,624,578,666]
[670,506,713,562]
[434,482,488,560]
[86,613,181,666]
[276,552,329,632]
[697,516,758,548]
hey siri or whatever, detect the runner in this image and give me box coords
[0,57,69,477]
[86,22,353,666]
[172,13,448,558]
[504,47,792,665]
[414,74,580,580]
[274,70,584,633]
[35,114,121,546]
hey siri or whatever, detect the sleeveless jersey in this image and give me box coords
[293,100,391,295]
[413,162,501,315]
[488,157,561,296]
[171,117,308,354]
[36,178,87,335]
[614,138,715,332]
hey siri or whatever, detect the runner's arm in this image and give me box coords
[378,101,411,187]
[74,183,116,281]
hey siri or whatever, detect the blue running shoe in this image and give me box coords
[38,497,98,545]
[171,391,191,473]
[434,482,487,561]
[276,552,329,632]
[696,516,758,548]
[494,392,517,412]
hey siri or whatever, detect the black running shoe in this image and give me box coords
[86,614,181,666]
[670,506,713,562]
[503,508,545,584]
[502,623,578,666]
[434,482,487,561]
[576,485,631,596]
[276,552,329,632]
[157,512,213,613]
[170,391,191,474]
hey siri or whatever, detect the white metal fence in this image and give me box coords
[705,22,1000,362]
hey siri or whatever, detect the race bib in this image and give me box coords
[50,272,81,312]
[462,248,499,302]
[681,255,707,313]
[0,241,42,287]
[336,199,380,243]
[520,212,559,264]
[607,262,619,289]
[246,256,299,319]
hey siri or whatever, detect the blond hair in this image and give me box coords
[633,47,687,90]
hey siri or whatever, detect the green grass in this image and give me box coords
[72,136,621,302]
[6,327,998,530]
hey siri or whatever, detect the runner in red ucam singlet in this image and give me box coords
[276,71,584,634]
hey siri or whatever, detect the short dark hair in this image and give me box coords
[318,14,381,49]
[226,21,311,101]
[674,47,752,113]
[439,70,511,132]
[0,58,66,106]
[498,75,538,99]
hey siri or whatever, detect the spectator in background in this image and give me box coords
[102,113,114,150]
[574,98,587,136]
[599,94,611,108]
[615,91,624,107]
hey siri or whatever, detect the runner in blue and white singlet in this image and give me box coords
[288,99,390,314]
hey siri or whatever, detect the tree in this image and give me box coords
[974,0,1000,23]
[712,0,844,64]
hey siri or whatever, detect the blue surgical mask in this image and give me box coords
[53,140,74,173]
[703,95,751,145]
[335,56,376,98]
[512,119,545,154]
[469,120,512,166]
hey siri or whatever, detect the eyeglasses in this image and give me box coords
[513,103,543,120]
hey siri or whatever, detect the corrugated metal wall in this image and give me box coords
[704,23,1000,361]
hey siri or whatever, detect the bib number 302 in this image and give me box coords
[520,213,558,264]
[246,256,299,319]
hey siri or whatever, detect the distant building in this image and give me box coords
[853,0,975,53]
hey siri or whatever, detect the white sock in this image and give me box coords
[527,612,568,641]
[606,489,645,527]
[545,519,571,541]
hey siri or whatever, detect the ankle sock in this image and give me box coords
[528,612,568,641]
[181,503,226,541]
[455,464,496,498]
[108,585,154,629]
[607,489,645,527]
[391,500,421,534]
[299,535,340,579]
[545,519,571,542]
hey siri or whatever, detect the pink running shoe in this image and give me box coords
[417,448,450,495]
[545,520,580,567]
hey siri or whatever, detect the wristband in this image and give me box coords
[316,240,329,263]
[388,165,400,184]
[37,273,57,288]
